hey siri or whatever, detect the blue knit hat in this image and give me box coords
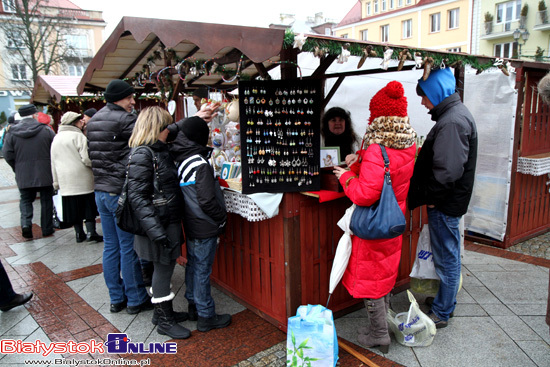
[416,68,456,107]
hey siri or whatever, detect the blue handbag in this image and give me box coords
[349,144,406,240]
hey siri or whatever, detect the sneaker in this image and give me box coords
[425,297,454,318]
[22,226,33,239]
[127,298,154,315]
[428,311,448,329]
[197,314,231,332]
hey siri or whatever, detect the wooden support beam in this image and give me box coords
[254,62,270,79]
[119,36,160,80]
[311,54,337,78]
[322,76,345,110]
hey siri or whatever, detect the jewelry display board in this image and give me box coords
[239,79,322,194]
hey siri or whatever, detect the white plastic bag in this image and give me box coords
[387,290,436,347]
[409,224,439,280]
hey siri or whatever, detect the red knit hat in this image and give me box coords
[37,112,51,124]
[368,81,408,124]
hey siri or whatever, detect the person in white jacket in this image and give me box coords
[50,111,102,243]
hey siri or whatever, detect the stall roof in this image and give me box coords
[77,16,550,99]
[77,17,286,95]
[32,75,85,104]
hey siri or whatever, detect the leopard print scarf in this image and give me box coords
[361,116,417,150]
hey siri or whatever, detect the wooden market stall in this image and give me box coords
[75,16,550,329]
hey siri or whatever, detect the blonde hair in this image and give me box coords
[129,106,173,147]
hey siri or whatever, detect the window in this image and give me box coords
[382,0,387,11]
[361,29,368,41]
[406,0,412,4]
[430,13,440,32]
[2,0,15,12]
[390,0,394,9]
[448,8,459,29]
[11,64,26,80]
[398,0,403,6]
[402,19,412,38]
[494,42,517,58]
[381,24,389,42]
[64,34,89,57]
[341,34,348,38]
[496,0,521,32]
[448,47,462,52]
[68,65,85,76]
[7,30,24,48]
[366,2,371,16]
[374,0,379,13]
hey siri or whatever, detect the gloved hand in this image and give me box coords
[154,237,170,248]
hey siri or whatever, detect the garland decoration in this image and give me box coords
[283,31,497,73]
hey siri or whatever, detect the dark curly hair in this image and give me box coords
[321,107,359,158]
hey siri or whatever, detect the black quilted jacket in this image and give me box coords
[126,141,184,242]
[87,103,136,194]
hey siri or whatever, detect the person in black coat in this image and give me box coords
[169,116,231,333]
[3,104,55,238]
[127,106,190,339]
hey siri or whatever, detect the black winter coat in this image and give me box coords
[3,117,55,189]
[408,93,478,217]
[169,131,227,239]
[87,103,136,194]
[126,141,184,243]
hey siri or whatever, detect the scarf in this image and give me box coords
[361,116,417,150]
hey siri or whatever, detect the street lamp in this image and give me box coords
[513,28,530,56]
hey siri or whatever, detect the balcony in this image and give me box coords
[480,20,521,40]
[533,10,550,31]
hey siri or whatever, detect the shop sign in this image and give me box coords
[0,90,31,97]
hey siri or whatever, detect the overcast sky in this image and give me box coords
[71,0,357,38]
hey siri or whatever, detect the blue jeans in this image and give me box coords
[95,191,148,307]
[185,236,218,318]
[19,186,54,235]
[427,207,461,321]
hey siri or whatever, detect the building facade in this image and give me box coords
[0,0,105,119]
[476,0,550,61]
[333,0,472,53]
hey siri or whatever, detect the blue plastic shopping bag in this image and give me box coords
[286,304,338,367]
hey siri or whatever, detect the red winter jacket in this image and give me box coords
[338,143,416,299]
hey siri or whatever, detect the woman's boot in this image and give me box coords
[357,298,390,353]
[358,294,391,336]
[151,293,189,325]
[85,221,103,242]
[152,294,190,339]
[74,223,86,243]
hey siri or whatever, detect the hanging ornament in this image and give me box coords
[337,47,350,64]
[506,61,515,74]
[313,46,328,58]
[397,49,412,71]
[493,58,511,76]
[414,52,423,68]
[190,66,198,77]
[210,62,219,75]
[422,57,434,81]
[293,33,307,50]
[357,46,377,69]
[381,46,393,70]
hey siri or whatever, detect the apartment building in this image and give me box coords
[0,0,105,117]
[333,0,471,53]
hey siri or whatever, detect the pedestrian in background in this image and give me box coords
[87,79,152,315]
[50,111,102,244]
[0,261,32,312]
[127,106,189,339]
[333,81,417,353]
[408,67,478,329]
[2,104,55,239]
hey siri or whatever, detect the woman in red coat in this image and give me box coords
[334,81,417,353]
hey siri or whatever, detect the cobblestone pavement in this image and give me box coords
[505,230,550,260]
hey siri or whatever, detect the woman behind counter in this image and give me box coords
[126,106,190,339]
[333,81,417,353]
[50,111,102,243]
[321,107,360,162]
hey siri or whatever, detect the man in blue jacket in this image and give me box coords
[408,68,478,329]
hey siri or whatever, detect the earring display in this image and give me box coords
[239,80,322,194]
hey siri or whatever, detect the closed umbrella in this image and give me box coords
[326,204,355,308]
